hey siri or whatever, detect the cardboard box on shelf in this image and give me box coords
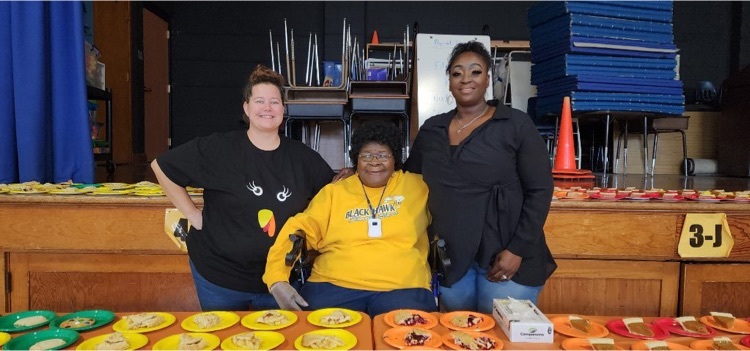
[492,298,554,343]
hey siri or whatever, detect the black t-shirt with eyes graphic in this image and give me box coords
[157,130,333,292]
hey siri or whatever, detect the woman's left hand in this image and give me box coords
[486,250,521,282]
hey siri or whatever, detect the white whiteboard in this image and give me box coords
[415,33,492,128]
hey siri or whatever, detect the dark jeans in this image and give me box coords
[189,260,279,311]
[300,282,437,318]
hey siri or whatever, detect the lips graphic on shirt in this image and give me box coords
[258,209,276,237]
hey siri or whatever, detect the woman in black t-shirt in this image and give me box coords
[152,65,333,311]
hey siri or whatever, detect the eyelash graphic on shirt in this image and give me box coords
[246,181,292,202]
[246,181,263,196]
[277,186,292,202]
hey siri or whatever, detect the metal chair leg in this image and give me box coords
[680,130,688,177]
[650,133,659,178]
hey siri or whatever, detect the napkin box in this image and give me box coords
[492,299,554,343]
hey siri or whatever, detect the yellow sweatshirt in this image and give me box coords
[263,170,431,291]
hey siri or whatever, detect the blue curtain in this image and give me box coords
[0,1,94,184]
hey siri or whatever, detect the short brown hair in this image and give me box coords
[242,65,285,126]
[243,64,285,103]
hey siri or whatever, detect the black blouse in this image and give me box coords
[404,100,557,287]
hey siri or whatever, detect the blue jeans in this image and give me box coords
[300,282,437,318]
[190,260,279,311]
[439,262,544,314]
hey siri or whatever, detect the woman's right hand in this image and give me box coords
[187,209,203,230]
[269,281,308,310]
[332,167,355,182]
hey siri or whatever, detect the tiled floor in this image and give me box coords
[97,162,750,191]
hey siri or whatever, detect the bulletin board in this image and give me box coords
[414,33,492,128]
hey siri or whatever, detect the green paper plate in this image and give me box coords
[49,310,115,332]
[0,310,57,332]
[2,329,79,350]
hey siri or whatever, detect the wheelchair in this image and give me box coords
[285,230,315,285]
[284,230,451,308]
[430,235,451,308]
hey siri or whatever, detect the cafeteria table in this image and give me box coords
[3,311,373,350]
[371,313,749,350]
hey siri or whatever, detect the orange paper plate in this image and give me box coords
[630,340,692,350]
[690,339,750,350]
[699,316,750,334]
[551,316,609,338]
[439,312,495,332]
[441,330,503,350]
[561,338,626,351]
[382,327,443,349]
[383,310,438,329]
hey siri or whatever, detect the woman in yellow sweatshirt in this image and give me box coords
[264,122,436,317]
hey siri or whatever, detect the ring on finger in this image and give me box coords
[501,274,508,280]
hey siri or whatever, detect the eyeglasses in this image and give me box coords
[358,153,393,162]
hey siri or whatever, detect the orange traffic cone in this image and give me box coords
[552,97,594,179]
[371,30,380,44]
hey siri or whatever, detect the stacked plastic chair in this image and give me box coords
[528,1,684,117]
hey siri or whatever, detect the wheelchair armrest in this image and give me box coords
[435,238,451,270]
[285,231,305,267]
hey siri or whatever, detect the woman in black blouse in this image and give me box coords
[403,41,557,313]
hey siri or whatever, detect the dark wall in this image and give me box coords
[169,2,326,146]
[166,1,747,147]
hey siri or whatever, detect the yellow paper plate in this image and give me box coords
[49,188,88,195]
[220,331,285,351]
[100,183,135,190]
[76,332,148,350]
[241,310,297,331]
[89,189,133,196]
[132,191,165,197]
[0,332,10,348]
[294,329,357,351]
[112,312,176,333]
[307,308,362,328]
[9,189,47,194]
[152,333,220,351]
[181,311,240,332]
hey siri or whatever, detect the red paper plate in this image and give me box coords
[652,318,717,338]
[741,335,750,348]
[605,319,669,340]
[587,193,622,201]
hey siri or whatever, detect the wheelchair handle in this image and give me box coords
[285,231,305,267]
[436,238,451,270]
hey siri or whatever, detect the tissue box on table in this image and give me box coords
[492,298,554,343]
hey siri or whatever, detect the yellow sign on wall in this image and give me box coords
[164,208,189,253]
[678,213,733,258]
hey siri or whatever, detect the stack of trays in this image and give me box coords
[528,1,684,116]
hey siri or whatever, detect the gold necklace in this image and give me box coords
[454,104,490,134]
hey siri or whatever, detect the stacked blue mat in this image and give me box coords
[529,1,685,116]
